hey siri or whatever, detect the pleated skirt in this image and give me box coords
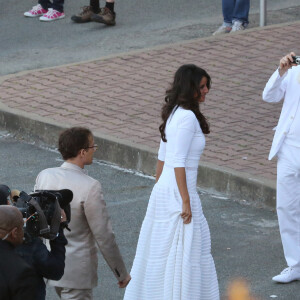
[124,166,219,300]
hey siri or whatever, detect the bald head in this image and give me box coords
[0,206,23,245]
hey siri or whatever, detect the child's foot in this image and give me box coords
[24,4,47,17]
[39,8,65,21]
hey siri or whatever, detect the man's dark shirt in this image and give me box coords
[15,227,67,300]
[0,239,38,300]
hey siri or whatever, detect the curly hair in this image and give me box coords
[58,127,92,160]
[159,64,211,142]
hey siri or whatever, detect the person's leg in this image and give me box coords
[222,0,235,25]
[273,144,300,283]
[105,0,115,13]
[51,0,64,12]
[91,0,116,26]
[232,0,250,25]
[59,288,93,300]
[38,0,52,10]
[90,0,100,13]
[55,287,62,298]
[212,0,233,35]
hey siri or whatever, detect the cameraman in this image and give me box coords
[15,210,67,300]
[0,190,68,300]
[0,205,38,300]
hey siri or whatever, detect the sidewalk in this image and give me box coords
[1,21,300,207]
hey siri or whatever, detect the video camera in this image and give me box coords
[13,189,73,243]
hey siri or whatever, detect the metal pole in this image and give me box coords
[260,0,267,27]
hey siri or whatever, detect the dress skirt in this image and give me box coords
[124,165,219,300]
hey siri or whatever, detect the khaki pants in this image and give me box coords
[55,287,93,300]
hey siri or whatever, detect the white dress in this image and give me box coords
[124,107,219,300]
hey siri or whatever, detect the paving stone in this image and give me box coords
[1,22,300,182]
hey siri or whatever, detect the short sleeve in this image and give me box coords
[173,111,197,167]
[158,139,166,161]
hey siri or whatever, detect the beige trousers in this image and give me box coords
[55,287,93,300]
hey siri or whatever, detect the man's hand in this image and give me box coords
[279,52,297,77]
[118,274,131,288]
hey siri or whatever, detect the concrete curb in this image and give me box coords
[0,103,276,208]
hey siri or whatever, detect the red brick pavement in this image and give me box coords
[1,22,300,181]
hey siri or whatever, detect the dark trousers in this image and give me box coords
[39,0,64,12]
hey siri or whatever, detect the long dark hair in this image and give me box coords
[159,64,211,142]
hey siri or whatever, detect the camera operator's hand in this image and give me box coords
[118,274,131,288]
[60,209,67,223]
[279,52,297,77]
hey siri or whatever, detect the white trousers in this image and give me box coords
[277,143,300,271]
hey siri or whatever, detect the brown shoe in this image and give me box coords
[91,7,116,26]
[71,6,96,23]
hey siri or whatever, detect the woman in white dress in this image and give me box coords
[124,64,219,300]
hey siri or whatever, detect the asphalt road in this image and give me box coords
[1,131,299,299]
[1,0,300,76]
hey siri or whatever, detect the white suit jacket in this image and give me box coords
[262,65,300,160]
[35,162,127,289]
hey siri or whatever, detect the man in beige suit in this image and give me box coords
[34,127,131,299]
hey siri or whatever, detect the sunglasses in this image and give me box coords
[85,144,98,150]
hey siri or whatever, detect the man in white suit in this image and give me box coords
[263,52,300,283]
[35,127,131,299]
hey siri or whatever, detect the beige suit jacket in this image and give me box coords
[34,162,128,289]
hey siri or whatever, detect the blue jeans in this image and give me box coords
[39,0,64,12]
[222,0,250,25]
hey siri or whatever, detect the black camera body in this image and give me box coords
[292,56,300,65]
[14,190,72,243]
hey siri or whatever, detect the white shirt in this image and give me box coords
[262,65,300,159]
[284,102,300,147]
